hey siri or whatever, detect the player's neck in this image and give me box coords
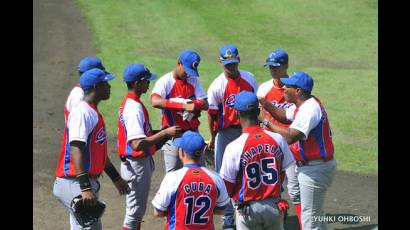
[130,89,142,98]
[84,95,100,107]
[225,71,239,80]
[295,95,312,107]
[240,119,259,128]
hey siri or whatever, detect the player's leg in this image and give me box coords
[215,127,242,229]
[286,162,302,229]
[121,156,155,230]
[260,198,284,230]
[162,139,183,173]
[298,159,336,230]
[53,177,102,230]
[235,203,262,230]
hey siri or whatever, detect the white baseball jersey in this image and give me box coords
[152,164,229,230]
[220,126,294,203]
[207,70,258,129]
[151,71,207,131]
[65,84,84,116]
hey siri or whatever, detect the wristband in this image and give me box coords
[77,172,92,191]
[192,100,204,110]
[105,164,121,182]
[165,101,184,110]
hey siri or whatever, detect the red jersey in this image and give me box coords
[152,164,229,230]
[220,126,294,203]
[55,101,107,177]
[286,97,334,161]
[207,70,258,130]
[117,92,155,158]
[151,72,207,131]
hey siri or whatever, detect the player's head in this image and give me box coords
[264,49,289,80]
[219,44,240,75]
[78,56,106,76]
[173,131,206,162]
[234,91,260,124]
[80,68,115,100]
[123,64,157,94]
[176,50,200,80]
[281,71,313,102]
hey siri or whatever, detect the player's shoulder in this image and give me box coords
[262,129,286,143]
[155,71,174,85]
[225,133,248,153]
[300,97,322,114]
[239,69,256,79]
[257,80,273,94]
[123,98,144,113]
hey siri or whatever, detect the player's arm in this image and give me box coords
[104,157,130,195]
[150,94,196,112]
[153,209,167,217]
[71,140,96,206]
[129,126,182,151]
[265,120,304,144]
[258,97,291,124]
[207,109,219,149]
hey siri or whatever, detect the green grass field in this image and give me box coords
[77,0,378,175]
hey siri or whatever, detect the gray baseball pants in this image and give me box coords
[53,177,102,230]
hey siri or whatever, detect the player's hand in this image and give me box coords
[81,190,97,206]
[207,136,215,150]
[277,199,289,213]
[165,125,182,138]
[113,178,131,195]
[183,103,196,112]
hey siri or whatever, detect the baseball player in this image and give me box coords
[219,91,295,230]
[53,68,130,230]
[152,131,230,230]
[257,49,302,229]
[57,57,108,158]
[150,50,208,173]
[117,64,182,230]
[259,71,336,230]
[207,44,258,229]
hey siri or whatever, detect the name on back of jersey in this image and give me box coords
[241,143,281,166]
[183,181,212,195]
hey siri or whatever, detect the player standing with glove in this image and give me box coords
[53,68,130,230]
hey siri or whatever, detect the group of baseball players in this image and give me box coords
[52,44,337,230]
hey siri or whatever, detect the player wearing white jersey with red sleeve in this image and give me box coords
[53,68,130,230]
[257,49,302,229]
[206,44,258,229]
[152,131,229,230]
[259,71,336,230]
[117,64,182,230]
[220,91,294,230]
[150,50,208,173]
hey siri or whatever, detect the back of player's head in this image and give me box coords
[173,131,206,160]
[234,91,260,120]
[78,56,106,76]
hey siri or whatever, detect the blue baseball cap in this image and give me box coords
[123,64,157,82]
[234,91,259,112]
[264,49,288,67]
[80,68,115,91]
[178,50,200,77]
[280,71,314,92]
[78,56,106,74]
[173,131,206,157]
[219,44,240,65]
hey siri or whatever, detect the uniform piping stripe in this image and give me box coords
[63,127,71,176]
[168,191,178,230]
[299,141,308,161]
[85,132,93,172]
[312,120,327,159]
[218,103,224,129]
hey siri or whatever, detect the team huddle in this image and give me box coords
[53,44,337,230]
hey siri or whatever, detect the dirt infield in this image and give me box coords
[33,0,378,229]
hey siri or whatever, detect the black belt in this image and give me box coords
[296,155,334,167]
